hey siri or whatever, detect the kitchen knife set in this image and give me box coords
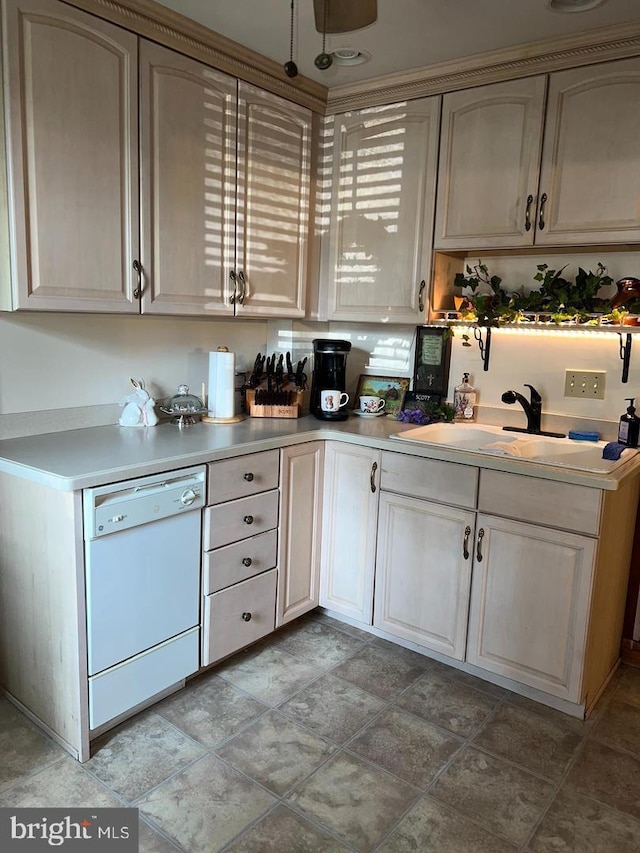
[247,351,308,393]
[244,351,307,418]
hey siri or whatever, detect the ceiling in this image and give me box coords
[154,0,640,87]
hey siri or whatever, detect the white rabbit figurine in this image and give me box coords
[119,378,159,427]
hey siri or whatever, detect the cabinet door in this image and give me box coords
[277,442,324,626]
[435,77,546,249]
[139,41,237,315]
[374,492,474,660]
[536,58,640,246]
[467,513,596,702]
[234,83,311,318]
[319,442,380,623]
[323,98,440,323]
[3,0,139,311]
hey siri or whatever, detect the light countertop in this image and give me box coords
[0,414,639,491]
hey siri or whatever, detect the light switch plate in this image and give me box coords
[564,369,606,399]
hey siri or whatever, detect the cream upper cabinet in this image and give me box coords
[139,41,236,316]
[3,0,139,312]
[374,491,475,661]
[319,441,380,624]
[139,48,311,318]
[435,76,546,250]
[435,58,640,251]
[466,513,596,702]
[234,83,311,318]
[322,98,441,323]
[536,58,640,246]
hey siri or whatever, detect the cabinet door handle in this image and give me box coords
[242,557,252,567]
[476,528,485,562]
[242,611,252,622]
[132,260,143,299]
[243,472,254,482]
[237,270,247,305]
[370,461,378,493]
[418,279,426,313]
[463,525,471,560]
[243,515,254,525]
[538,193,548,231]
[524,194,533,232]
[229,270,237,304]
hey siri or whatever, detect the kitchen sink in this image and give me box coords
[390,423,639,473]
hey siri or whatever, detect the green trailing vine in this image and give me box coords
[454,260,624,327]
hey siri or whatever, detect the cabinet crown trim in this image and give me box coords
[65,0,327,112]
[326,20,640,113]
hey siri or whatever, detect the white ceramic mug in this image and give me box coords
[320,390,349,412]
[359,395,386,413]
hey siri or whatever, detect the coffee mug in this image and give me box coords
[320,390,349,412]
[359,395,385,413]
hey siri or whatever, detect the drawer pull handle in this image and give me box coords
[476,528,485,562]
[370,461,378,493]
[242,611,252,622]
[243,472,254,482]
[242,557,252,567]
[463,525,471,560]
[244,515,254,525]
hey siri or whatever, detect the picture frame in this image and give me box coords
[413,325,451,396]
[353,374,410,416]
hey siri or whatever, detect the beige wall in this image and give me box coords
[0,309,635,440]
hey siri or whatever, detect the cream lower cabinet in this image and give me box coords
[467,468,640,709]
[466,513,596,702]
[374,451,478,659]
[319,442,381,623]
[277,442,324,626]
[374,492,475,660]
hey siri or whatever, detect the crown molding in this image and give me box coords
[326,19,640,113]
[62,0,328,113]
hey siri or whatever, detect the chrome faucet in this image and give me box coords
[501,384,565,438]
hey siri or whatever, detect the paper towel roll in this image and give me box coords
[208,349,235,419]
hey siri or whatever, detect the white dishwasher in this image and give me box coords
[83,466,205,730]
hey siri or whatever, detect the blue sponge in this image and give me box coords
[567,430,600,442]
[602,442,627,460]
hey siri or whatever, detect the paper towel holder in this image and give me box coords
[202,346,245,424]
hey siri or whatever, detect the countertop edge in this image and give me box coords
[0,417,638,491]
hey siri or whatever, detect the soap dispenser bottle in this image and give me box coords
[453,373,477,421]
[618,398,640,448]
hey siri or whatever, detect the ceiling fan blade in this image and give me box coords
[313,0,377,34]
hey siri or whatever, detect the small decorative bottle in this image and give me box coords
[454,373,477,422]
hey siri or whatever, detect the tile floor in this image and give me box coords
[2,610,640,852]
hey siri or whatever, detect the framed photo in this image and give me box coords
[353,374,410,416]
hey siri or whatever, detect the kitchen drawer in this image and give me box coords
[207,450,279,504]
[204,489,279,550]
[203,529,278,594]
[478,469,602,535]
[202,568,277,665]
[381,450,478,508]
[88,627,199,730]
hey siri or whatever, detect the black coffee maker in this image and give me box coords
[310,339,352,421]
